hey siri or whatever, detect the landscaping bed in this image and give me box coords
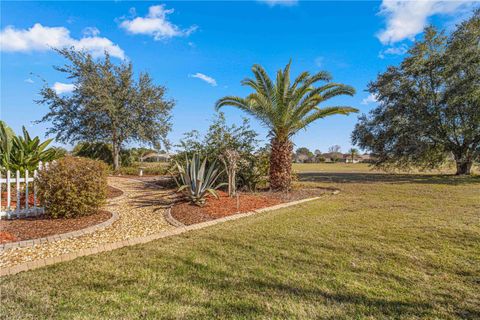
[170,188,329,225]
[0,186,123,244]
[0,210,112,244]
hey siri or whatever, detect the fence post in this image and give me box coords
[25,170,29,215]
[16,170,20,218]
[6,170,11,217]
[0,171,2,215]
[33,169,38,214]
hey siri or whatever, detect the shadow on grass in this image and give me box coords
[298,172,480,185]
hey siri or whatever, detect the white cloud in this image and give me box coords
[378,44,408,59]
[377,0,476,45]
[189,73,217,86]
[24,78,34,84]
[120,4,197,40]
[0,23,125,59]
[82,27,100,37]
[52,82,75,94]
[258,0,298,7]
[361,93,378,105]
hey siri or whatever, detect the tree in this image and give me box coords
[328,145,341,153]
[37,48,174,171]
[216,61,357,190]
[348,148,359,162]
[175,112,267,191]
[328,145,342,162]
[295,147,314,163]
[352,12,480,175]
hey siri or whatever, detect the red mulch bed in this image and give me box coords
[171,191,282,225]
[0,186,122,244]
[1,192,35,207]
[0,210,112,244]
[171,188,332,226]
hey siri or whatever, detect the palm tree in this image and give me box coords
[216,61,358,190]
[348,148,359,163]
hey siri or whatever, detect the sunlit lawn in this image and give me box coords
[1,168,479,319]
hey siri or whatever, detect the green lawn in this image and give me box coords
[1,172,479,319]
[293,162,376,173]
[292,162,479,174]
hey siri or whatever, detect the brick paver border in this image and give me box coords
[0,211,119,251]
[0,188,339,277]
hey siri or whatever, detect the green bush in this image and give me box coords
[36,156,108,218]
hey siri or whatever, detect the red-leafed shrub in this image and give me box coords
[36,156,108,218]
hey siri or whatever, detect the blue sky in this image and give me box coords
[1,0,477,153]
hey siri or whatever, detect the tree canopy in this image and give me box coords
[37,48,174,170]
[352,11,480,175]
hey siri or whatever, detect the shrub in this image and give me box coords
[173,112,266,191]
[36,156,108,218]
[174,154,225,206]
[117,162,169,176]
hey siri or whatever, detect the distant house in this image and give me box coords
[343,153,362,163]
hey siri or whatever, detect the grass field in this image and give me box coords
[1,168,479,319]
[292,162,479,174]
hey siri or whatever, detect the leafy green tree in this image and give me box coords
[353,12,480,175]
[175,112,265,191]
[73,141,134,167]
[295,147,314,163]
[37,48,174,171]
[216,61,357,190]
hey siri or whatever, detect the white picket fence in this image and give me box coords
[0,162,48,220]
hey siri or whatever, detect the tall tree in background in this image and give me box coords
[216,61,357,190]
[353,11,479,175]
[37,48,174,170]
[348,148,359,162]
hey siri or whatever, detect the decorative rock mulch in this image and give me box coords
[0,177,175,269]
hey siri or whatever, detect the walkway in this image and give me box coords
[0,177,175,269]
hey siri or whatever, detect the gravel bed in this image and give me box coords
[0,177,175,269]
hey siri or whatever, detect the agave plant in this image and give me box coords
[174,154,226,206]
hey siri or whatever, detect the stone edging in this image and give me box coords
[163,207,185,227]
[0,192,123,251]
[164,189,340,227]
[0,189,340,277]
[0,211,119,251]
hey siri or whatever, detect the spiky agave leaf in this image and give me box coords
[173,153,226,206]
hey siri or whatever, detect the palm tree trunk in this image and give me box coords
[270,137,293,191]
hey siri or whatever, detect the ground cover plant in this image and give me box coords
[1,166,478,319]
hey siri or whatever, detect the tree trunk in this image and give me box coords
[269,137,293,191]
[455,159,472,175]
[454,153,472,175]
[112,143,120,172]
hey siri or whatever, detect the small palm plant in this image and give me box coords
[174,154,226,206]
